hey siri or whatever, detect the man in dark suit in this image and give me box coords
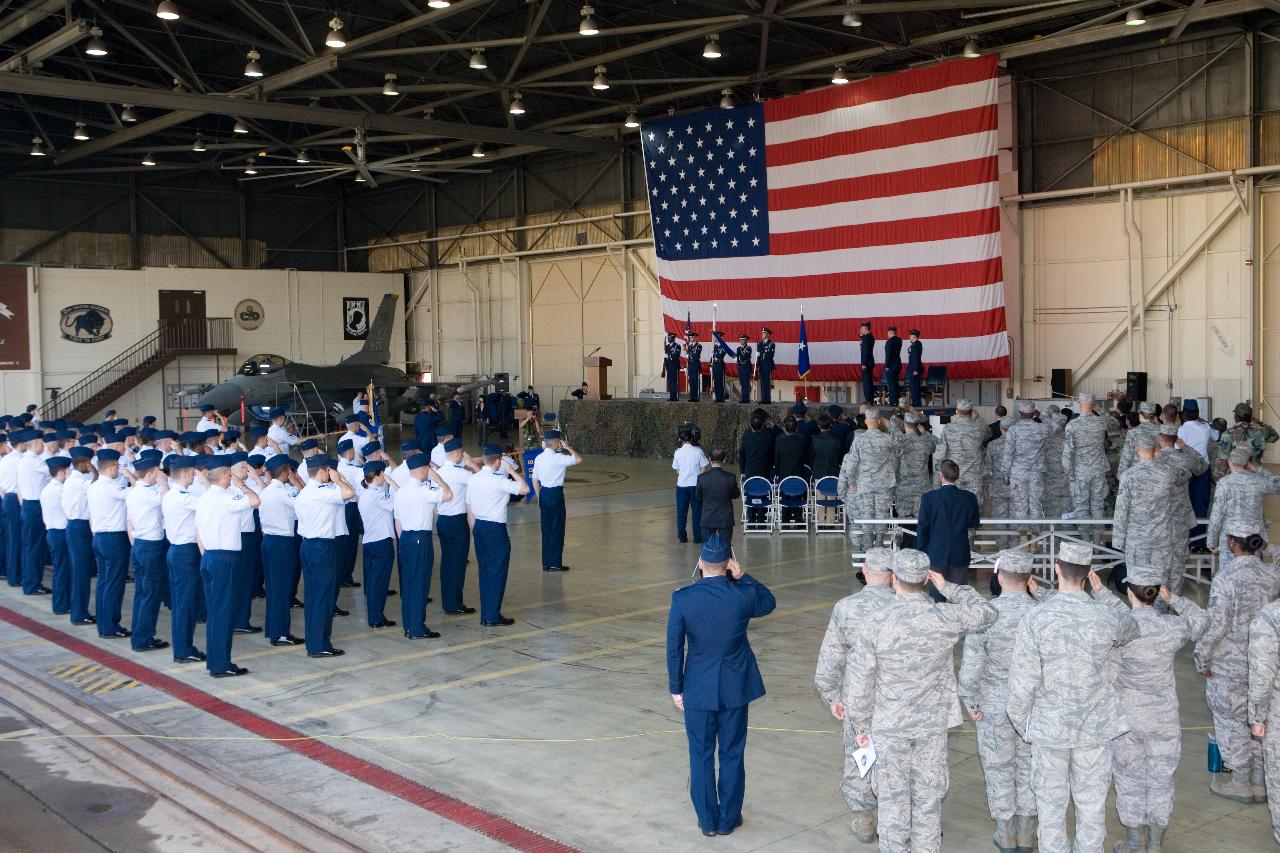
[906,329,925,407]
[696,449,740,544]
[987,405,1008,445]
[883,326,902,406]
[916,458,981,601]
[737,410,774,481]
[859,321,876,404]
[667,535,776,837]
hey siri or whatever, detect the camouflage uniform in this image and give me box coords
[1062,406,1110,538]
[1104,421,1125,515]
[1042,414,1069,520]
[1111,592,1209,836]
[1117,407,1161,476]
[838,417,898,550]
[1156,440,1207,592]
[846,550,997,853]
[1194,551,1280,785]
[1248,600,1280,844]
[958,552,1040,831]
[1213,404,1279,481]
[1006,543,1139,853]
[1207,467,1280,556]
[932,402,987,503]
[1001,407,1052,531]
[983,418,1013,520]
[814,550,897,828]
[893,418,936,518]
[1113,458,1180,581]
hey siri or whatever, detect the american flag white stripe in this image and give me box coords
[768,181,999,234]
[663,281,1007,322]
[765,130,999,191]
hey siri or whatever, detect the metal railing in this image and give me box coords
[43,318,233,421]
[848,517,1218,587]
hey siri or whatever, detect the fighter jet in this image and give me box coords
[196,293,418,423]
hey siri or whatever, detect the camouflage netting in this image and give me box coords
[556,399,802,460]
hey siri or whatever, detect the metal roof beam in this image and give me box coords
[0,0,63,46]
[0,21,87,73]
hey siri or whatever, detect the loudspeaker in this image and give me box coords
[1051,368,1073,399]
[494,372,510,393]
[1126,371,1147,402]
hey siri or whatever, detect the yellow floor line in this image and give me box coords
[93,676,132,696]
[0,638,43,650]
[87,675,129,695]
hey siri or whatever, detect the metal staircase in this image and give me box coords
[44,318,237,422]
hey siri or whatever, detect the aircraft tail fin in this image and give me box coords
[341,294,397,366]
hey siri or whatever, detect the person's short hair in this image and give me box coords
[994,405,1007,417]
[749,411,767,430]
[1057,560,1090,583]
[783,415,797,433]
[1117,398,1132,413]
[1162,403,1179,424]
[939,459,960,483]
[483,452,502,465]
[817,412,832,430]
[1129,584,1160,605]
[896,579,925,593]
[709,447,726,463]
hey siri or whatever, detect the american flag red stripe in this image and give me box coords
[647,55,1008,383]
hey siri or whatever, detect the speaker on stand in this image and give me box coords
[1050,368,1073,400]
[1126,371,1148,403]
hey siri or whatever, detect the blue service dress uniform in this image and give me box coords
[884,333,902,405]
[663,338,683,401]
[465,459,525,624]
[756,338,775,404]
[434,456,474,614]
[195,475,256,674]
[125,471,168,651]
[859,330,877,404]
[161,465,203,660]
[18,443,51,595]
[0,445,21,587]
[710,343,727,403]
[686,340,703,403]
[356,469,398,628]
[393,463,445,637]
[258,461,300,643]
[337,452,364,589]
[666,564,776,835]
[294,470,347,655]
[907,338,925,407]
[735,343,753,404]
[39,465,70,614]
[87,463,132,637]
[532,445,578,570]
[61,453,96,624]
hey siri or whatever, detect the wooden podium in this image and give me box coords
[583,356,612,400]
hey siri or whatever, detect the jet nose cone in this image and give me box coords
[197,383,239,413]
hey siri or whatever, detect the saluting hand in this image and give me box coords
[727,557,743,580]
[672,694,684,711]
[1087,570,1103,593]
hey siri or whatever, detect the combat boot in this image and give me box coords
[1209,770,1255,803]
[1112,825,1144,853]
[1013,814,1037,853]
[1147,824,1167,852]
[850,810,875,844]
[1251,763,1268,803]
[993,818,1016,852]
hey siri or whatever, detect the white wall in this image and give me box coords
[2,267,403,424]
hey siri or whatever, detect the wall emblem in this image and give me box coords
[234,298,264,331]
[59,304,113,343]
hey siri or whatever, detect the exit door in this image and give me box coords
[159,290,207,349]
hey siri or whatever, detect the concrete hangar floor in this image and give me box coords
[0,443,1274,852]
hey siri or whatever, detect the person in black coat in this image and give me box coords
[906,329,925,407]
[987,405,1008,445]
[738,410,774,480]
[809,414,843,480]
[916,458,981,601]
[773,416,807,481]
[696,449,741,544]
[859,321,876,404]
[884,326,902,406]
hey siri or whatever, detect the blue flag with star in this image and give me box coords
[798,314,810,379]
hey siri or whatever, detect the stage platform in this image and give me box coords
[556,397,804,459]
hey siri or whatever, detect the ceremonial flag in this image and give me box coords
[798,313,811,379]
[711,329,735,358]
[640,55,1008,381]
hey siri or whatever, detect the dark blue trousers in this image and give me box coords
[908,368,923,407]
[3,493,20,586]
[92,531,130,635]
[300,537,339,654]
[251,512,264,596]
[886,365,901,405]
[130,539,166,649]
[666,365,680,401]
[757,365,772,403]
[46,528,69,614]
[261,534,298,640]
[436,514,469,612]
[538,486,566,569]
[200,549,238,673]
[861,364,875,404]
[234,530,260,629]
[21,499,47,594]
[675,486,703,543]
[687,363,701,402]
[362,537,395,626]
[684,704,749,834]
[339,503,362,585]
[472,520,510,623]
[737,367,751,404]
[1189,469,1211,546]
[711,363,725,402]
[167,543,201,659]
[398,531,433,635]
[66,519,93,622]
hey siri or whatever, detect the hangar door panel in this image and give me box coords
[528,255,624,398]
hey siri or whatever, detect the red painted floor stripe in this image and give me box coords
[0,606,587,853]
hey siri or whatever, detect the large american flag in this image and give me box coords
[641,55,1008,382]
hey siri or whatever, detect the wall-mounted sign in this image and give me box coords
[235,298,264,331]
[59,303,113,344]
[343,296,369,340]
[0,267,30,369]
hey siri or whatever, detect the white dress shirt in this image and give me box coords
[532,449,578,488]
[298,457,312,483]
[388,460,411,489]
[393,477,444,531]
[430,443,448,468]
[162,487,200,545]
[466,465,523,523]
[345,430,370,460]
[87,475,130,533]
[268,424,298,450]
[195,416,223,434]
[436,462,471,517]
[232,483,257,533]
[195,484,252,550]
[358,481,396,543]
[40,479,67,530]
[338,458,364,502]
[126,482,165,541]
[258,479,299,537]
[295,481,346,539]
[672,443,709,488]
[17,451,50,501]
[61,469,92,521]
[0,451,20,495]
[1178,419,1212,463]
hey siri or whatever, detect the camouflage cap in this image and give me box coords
[1226,520,1264,539]
[903,411,921,425]
[1057,541,1093,567]
[1138,401,1157,415]
[995,549,1033,575]
[1077,392,1096,404]
[1125,564,1165,585]
[1229,446,1254,466]
[1016,400,1035,414]
[1106,416,1122,431]
[864,547,894,573]
[1047,404,1061,415]
[999,415,1016,430]
[1136,435,1159,451]
[892,549,931,583]
[956,399,974,413]
[1159,424,1180,437]
[1235,402,1254,419]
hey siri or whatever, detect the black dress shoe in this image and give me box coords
[134,639,169,652]
[371,619,397,628]
[543,566,570,572]
[387,589,397,596]
[718,816,743,835]
[72,616,96,626]
[53,609,69,616]
[426,596,433,603]
[481,617,515,627]
[232,625,262,635]
[404,630,441,639]
[173,652,207,663]
[444,606,477,615]
[252,592,265,600]
[211,665,249,678]
[270,636,301,647]
[308,648,345,658]
[28,585,52,595]
[290,598,304,609]
[701,828,718,838]
[678,538,689,544]
[99,629,131,639]
[333,607,350,617]
[340,580,360,588]
[693,539,704,544]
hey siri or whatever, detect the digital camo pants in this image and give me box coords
[1008,473,1044,532]
[977,709,1036,821]
[871,733,948,853]
[1112,727,1179,827]
[1207,670,1261,776]
[1265,733,1280,844]
[841,717,875,813]
[1032,743,1111,853]
[846,492,893,550]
